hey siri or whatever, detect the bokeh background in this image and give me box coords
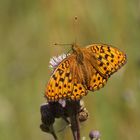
[0,0,140,140]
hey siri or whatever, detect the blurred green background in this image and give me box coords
[0,0,140,140]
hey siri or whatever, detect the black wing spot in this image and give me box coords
[111,59,114,63]
[107,47,111,52]
[68,79,72,82]
[106,70,110,75]
[66,73,70,77]
[61,63,65,69]
[96,46,99,51]
[52,75,57,80]
[101,45,103,49]
[98,55,102,60]
[74,89,77,92]
[99,62,103,66]
[105,54,109,59]
[59,78,64,82]
[111,54,114,58]
[111,68,114,71]
[55,83,58,87]
[104,67,107,70]
[58,69,64,75]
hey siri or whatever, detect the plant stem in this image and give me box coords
[67,101,80,140]
[70,113,80,140]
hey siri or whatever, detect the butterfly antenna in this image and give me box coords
[74,16,78,44]
[53,43,72,46]
[53,43,72,54]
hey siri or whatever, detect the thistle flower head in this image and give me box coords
[49,53,69,71]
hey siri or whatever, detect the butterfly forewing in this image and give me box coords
[85,44,126,91]
[86,44,127,77]
[45,56,87,101]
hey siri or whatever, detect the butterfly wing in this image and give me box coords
[88,67,108,91]
[45,55,87,102]
[85,44,127,91]
[45,44,127,100]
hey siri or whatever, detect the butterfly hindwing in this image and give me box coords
[88,67,108,91]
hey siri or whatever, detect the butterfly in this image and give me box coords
[45,43,127,102]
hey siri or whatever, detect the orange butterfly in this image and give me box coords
[45,43,127,102]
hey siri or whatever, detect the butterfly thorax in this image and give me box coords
[72,43,84,64]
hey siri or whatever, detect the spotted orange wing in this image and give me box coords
[88,67,108,91]
[45,55,87,102]
[86,44,127,91]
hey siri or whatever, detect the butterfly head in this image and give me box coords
[72,43,81,52]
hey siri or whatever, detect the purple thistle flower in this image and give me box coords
[49,53,69,71]
[89,130,101,140]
